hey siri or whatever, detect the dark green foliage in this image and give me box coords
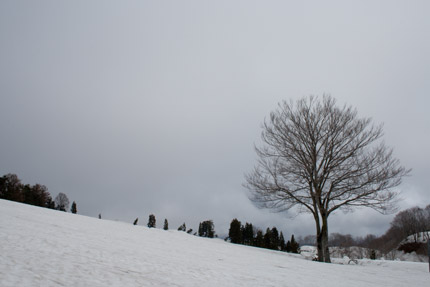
[178,223,186,231]
[133,218,138,225]
[242,223,254,245]
[270,227,280,250]
[370,249,376,260]
[279,232,286,251]
[187,229,193,234]
[289,234,300,253]
[147,214,156,228]
[163,219,168,230]
[229,218,243,244]
[264,228,272,249]
[198,220,215,238]
[71,201,77,214]
[254,229,264,248]
[286,240,292,252]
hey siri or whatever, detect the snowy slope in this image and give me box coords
[0,199,429,287]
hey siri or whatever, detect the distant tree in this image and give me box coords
[55,192,69,211]
[286,240,292,252]
[279,232,286,251]
[187,228,193,234]
[178,223,186,231]
[245,95,409,262]
[99,213,102,219]
[263,228,272,249]
[71,201,77,214]
[242,223,255,245]
[289,234,300,253]
[46,197,56,209]
[254,229,264,248]
[228,218,243,244]
[133,218,138,225]
[163,219,169,230]
[270,227,280,250]
[147,214,156,228]
[328,233,355,247]
[198,220,215,238]
[0,173,23,202]
[22,183,51,207]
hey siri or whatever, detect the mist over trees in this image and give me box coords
[245,95,409,262]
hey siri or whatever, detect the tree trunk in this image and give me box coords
[316,214,331,263]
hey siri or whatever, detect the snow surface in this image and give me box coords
[1,199,429,286]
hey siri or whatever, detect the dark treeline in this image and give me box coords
[228,218,299,253]
[0,173,75,213]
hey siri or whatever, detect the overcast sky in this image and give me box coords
[1,0,429,239]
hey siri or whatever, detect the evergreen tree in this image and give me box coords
[290,234,300,253]
[198,222,203,236]
[228,218,243,244]
[163,219,169,230]
[133,218,138,225]
[71,201,77,214]
[264,228,272,249]
[270,227,280,250]
[242,223,254,245]
[198,220,215,238]
[178,223,186,231]
[279,232,286,251]
[286,240,292,252]
[147,214,156,228]
[254,229,264,247]
[187,228,193,234]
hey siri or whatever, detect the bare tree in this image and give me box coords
[54,192,70,212]
[244,95,409,262]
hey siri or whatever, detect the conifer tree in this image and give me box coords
[286,240,292,252]
[242,223,254,245]
[163,219,169,230]
[147,214,156,228]
[279,232,286,251]
[133,218,138,225]
[71,201,77,214]
[228,218,243,244]
[264,228,272,249]
[178,223,186,231]
[254,229,264,247]
[270,227,280,250]
[290,234,300,253]
[198,220,215,238]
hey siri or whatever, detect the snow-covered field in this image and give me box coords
[1,199,429,286]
